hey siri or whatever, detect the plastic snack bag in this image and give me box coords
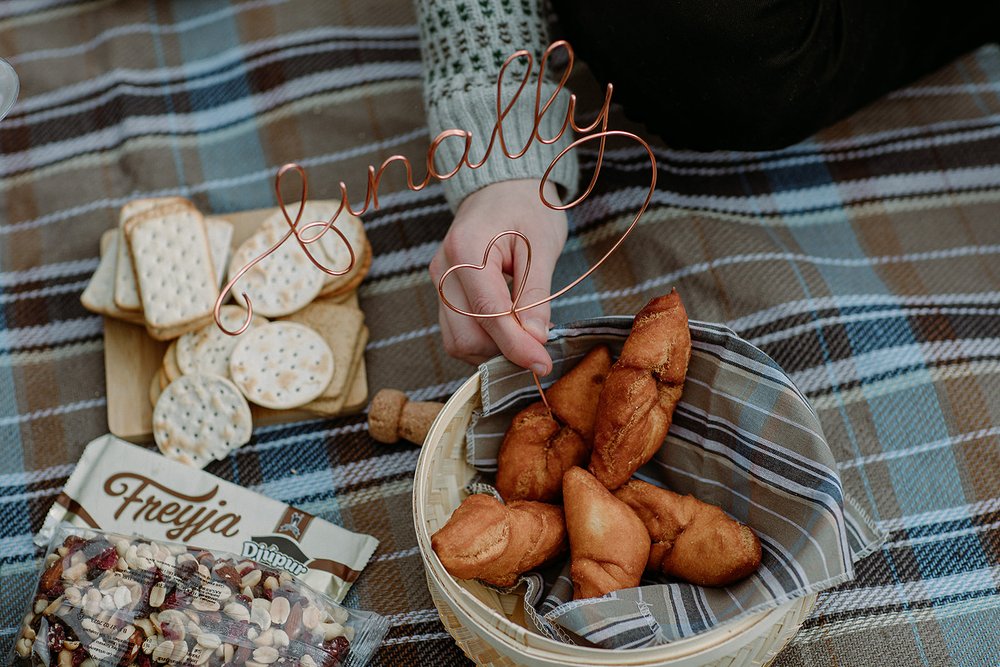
[12,525,388,667]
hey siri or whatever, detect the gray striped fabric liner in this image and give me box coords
[467,316,885,649]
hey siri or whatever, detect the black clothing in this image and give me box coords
[552,0,1000,150]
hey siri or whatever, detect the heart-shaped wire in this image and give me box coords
[436,131,656,322]
[437,230,551,410]
[215,163,356,335]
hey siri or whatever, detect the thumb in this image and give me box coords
[521,316,549,345]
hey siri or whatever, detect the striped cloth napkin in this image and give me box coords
[467,316,885,649]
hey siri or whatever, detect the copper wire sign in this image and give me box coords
[216,41,656,397]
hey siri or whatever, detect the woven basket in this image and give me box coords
[413,373,817,667]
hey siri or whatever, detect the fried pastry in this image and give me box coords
[563,466,650,599]
[431,493,567,587]
[590,290,691,490]
[496,345,612,502]
[546,344,613,443]
[615,479,761,586]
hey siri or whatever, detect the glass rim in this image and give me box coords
[0,57,19,119]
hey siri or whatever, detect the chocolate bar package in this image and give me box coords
[38,435,378,603]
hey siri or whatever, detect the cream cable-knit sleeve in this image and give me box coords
[414,0,579,211]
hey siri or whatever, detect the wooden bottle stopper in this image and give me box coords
[367,388,444,446]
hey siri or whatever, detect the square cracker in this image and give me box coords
[81,229,122,315]
[327,290,360,308]
[205,217,233,288]
[99,228,115,255]
[114,197,192,312]
[339,328,369,414]
[304,326,368,416]
[146,313,214,342]
[81,230,146,325]
[126,206,218,330]
[281,301,365,404]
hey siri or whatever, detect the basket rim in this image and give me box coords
[412,371,816,662]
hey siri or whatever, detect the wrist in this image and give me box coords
[427,84,580,212]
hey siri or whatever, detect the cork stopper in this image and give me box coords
[367,389,444,446]
[368,389,407,443]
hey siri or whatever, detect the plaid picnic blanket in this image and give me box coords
[0,2,998,666]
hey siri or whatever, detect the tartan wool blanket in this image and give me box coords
[1,2,999,666]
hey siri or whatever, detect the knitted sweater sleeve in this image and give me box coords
[414,0,580,211]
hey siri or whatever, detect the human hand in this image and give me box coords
[429,179,568,374]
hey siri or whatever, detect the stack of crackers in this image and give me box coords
[82,198,373,467]
[82,197,234,338]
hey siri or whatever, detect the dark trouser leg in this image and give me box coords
[551,0,1000,150]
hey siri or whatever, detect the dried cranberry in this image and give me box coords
[70,647,88,667]
[161,591,181,609]
[86,546,119,572]
[322,636,350,664]
[46,621,66,654]
[62,535,87,555]
[133,654,152,667]
[334,637,350,657]
[235,593,252,607]
[262,586,273,602]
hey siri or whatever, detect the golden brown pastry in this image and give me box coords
[496,346,612,502]
[589,290,691,490]
[496,404,588,502]
[431,494,567,587]
[563,466,650,599]
[546,344,613,443]
[615,479,761,586]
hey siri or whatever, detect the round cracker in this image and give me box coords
[229,321,334,410]
[318,212,365,284]
[262,202,365,283]
[227,219,324,318]
[319,237,372,297]
[175,325,207,375]
[162,341,181,382]
[176,306,267,376]
[149,369,164,407]
[153,374,253,468]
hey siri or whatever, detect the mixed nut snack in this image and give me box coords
[13,527,387,667]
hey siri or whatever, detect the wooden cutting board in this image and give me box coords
[104,201,368,443]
